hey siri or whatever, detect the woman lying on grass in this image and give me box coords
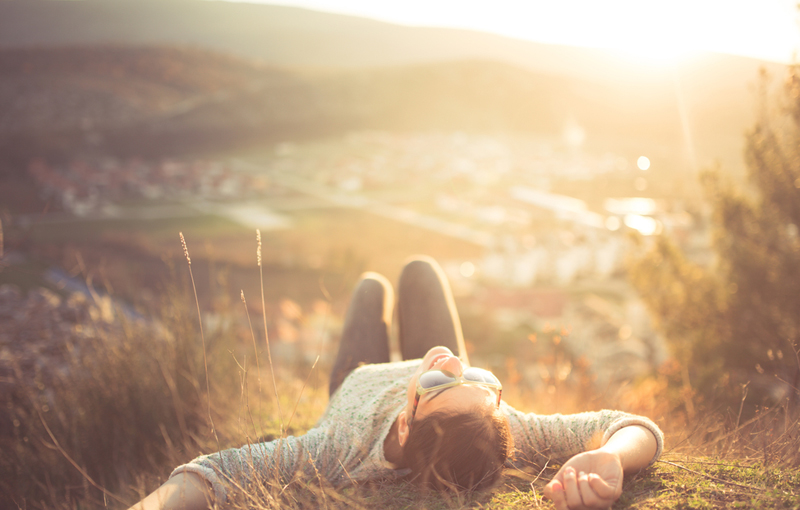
[131,257,663,510]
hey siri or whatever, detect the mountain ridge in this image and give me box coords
[0,0,790,175]
[0,0,783,81]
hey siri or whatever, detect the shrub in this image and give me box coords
[0,283,238,509]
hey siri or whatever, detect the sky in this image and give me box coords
[219,0,800,64]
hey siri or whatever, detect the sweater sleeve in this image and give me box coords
[504,407,664,470]
[170,426,337,504]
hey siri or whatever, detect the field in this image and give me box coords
[1,2,798,505]
[3,202,800,509]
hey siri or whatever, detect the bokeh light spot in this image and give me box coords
[605,216,621,231]
[624,214,661,236]
[460,261,475,278]
[637,156,651,170]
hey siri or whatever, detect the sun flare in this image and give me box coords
[258,0,799,64]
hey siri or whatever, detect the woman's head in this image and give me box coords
[397,347,514,492]
[402,405,513,491]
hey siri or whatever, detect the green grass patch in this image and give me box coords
[210,454,800,509]
[25,214,244,244]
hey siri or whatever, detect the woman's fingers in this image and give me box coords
[550,469,617,510]
[543,478,560,499]
[588,472,618,500]
[576,472,612,508]
[545,467,620,510]
[545,479,568,510]
[562,467,584,509]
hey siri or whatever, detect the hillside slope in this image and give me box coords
[0,47,690,158]
[0,0,783,83]
[0,0,785,174]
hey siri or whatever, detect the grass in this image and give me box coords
[205,455,800,509]
[2,229,800,509]
[25,214,244,245]
[615,457,800,509]
[0,284,241,508]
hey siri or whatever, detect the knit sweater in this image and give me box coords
[171,360,664,503]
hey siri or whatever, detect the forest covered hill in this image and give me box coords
[0,0,784,80]
[0,0,789,174]
[0,43,781,178]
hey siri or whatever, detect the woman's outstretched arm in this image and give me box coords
[543,424,658,510]
[128,473,212,510]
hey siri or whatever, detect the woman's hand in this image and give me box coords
[543,424,659,509]
[542,450,623,510]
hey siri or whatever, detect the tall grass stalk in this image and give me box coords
[257,229,284,435]
[234,353,260,444]
[242,290,264,435]
[286,355,320,432]
[180,232,220,452]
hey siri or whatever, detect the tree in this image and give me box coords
[630,67,800,411]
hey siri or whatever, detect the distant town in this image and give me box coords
[26,130,711,286]
[21,130,714,387]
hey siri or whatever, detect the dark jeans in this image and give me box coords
[329,256,469,396]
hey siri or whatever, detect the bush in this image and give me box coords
[0,283,239,509]
[630,66,800,415]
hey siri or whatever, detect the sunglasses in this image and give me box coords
[409,367,502,426]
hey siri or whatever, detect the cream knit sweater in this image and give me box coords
[172,360,664,503]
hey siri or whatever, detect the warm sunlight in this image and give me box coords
[5,0,800,507]
[610,41,696,66]
[242,0,800,64]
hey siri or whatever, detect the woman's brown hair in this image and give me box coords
[402,404,514,492]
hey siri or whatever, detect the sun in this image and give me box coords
[615,42,696,66]
[586,7,700,67]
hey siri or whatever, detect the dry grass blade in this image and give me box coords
[657,459,765,492]
[257,229,284,434]
[308,452,329,510]
[180,232,220,452]
[529,459,550,487]
[700,403,783,449]
[242,290,264,434]
[36,408,126,506]
[286,355,320,432]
